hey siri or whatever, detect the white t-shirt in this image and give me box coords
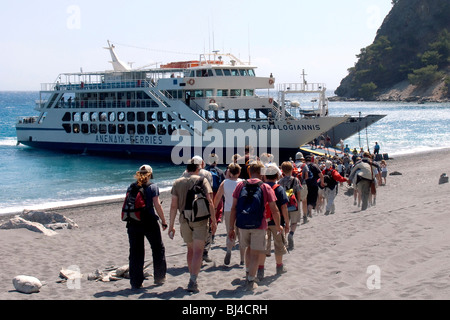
[223,178,242,212]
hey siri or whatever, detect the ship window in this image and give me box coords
[231,69,239,76]
[81,112,89,122]
[215,69,223,76]
[168,125,176,135]
[167,113,174,122]
[217,89,228,97]
[194,90,204,98]
[157,124,167,135]
[223,69,231,76]
[147,124,156,135]
[62,112,71,122]
[157,112,166,122]
[137,112,145,122]
[99,112,107,122]
[81,123,89,134]
[99,124,107,134]
[118,112,125,121]
[244,89,254,96]
[137,124,146,135]
[205,90,213,97]
[62,123,71,133]
[189,71,195,77]
[118,124,126,134]
[127,112,135,122]
[90,112,98,122]
[230,89,241,97]
[108,124,116,134]
[248,69,255,76]
[73,112,80,122]
[73,124,80,133]
[109,112,116,122]
[239,69,247,76]
[127,124,135,134]
[90,124,97,134]
[147,112,155,121]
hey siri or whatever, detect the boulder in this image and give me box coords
[12,275,42,294]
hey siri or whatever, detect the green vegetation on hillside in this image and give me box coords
[335,0,450,100]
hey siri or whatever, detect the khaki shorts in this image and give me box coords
[239,228,267,252]
[299,187,308,201]
[179,215,209,244]
[266,226,287,256]
[289,210,301,224]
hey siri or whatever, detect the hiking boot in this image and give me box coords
[202,254,213,263]
[303,216,309,224]
[257,268,264,281]
[187,279,199,293]
[324,210,330,216]
[276,265,287,275]
[224,251,231,265]
[245,280,258,291]
[287,233,294,251]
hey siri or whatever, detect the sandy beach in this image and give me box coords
[1,148,450,301]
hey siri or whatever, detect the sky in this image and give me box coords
[0,0,393,91]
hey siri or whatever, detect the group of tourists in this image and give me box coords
[123,144,387,293]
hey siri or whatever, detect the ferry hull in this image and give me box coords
[325,114,386,146]
[18,140,311,163]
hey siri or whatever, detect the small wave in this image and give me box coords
[0,138,18,146]
[0,194,125,216]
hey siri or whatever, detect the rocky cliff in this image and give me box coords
[335,0,450,102]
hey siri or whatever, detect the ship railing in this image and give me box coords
[17,116,39,124]
[54,98,161,109]
[41,80,153,92]
[277,82,326,93]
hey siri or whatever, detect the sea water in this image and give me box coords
[1,91,450,214]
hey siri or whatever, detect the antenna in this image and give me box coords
[248,24,251,65]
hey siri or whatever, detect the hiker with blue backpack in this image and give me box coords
[228,160,282,291]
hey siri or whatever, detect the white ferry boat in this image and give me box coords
[16,42,349,163]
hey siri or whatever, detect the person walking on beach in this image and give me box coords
[257,164,289,281]
[305,155,325,218]
[294,152,309,224]
[213,163,245,265]
[380,159,388,185]
[182,155,214,262]
[228,161,282,291]
[279,161,302,250]
[125,165,167,290]
[322,160,348,215]
[348,152,377,211]
[169,160,216,292]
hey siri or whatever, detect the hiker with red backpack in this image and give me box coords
[124,165,168,290]
[322,160,348,215]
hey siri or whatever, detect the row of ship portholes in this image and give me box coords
[62,111,180,123]
[62,122,178,136]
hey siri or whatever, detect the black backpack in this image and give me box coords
[121,183,148,222]
[182,177,211,222]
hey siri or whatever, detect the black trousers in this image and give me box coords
[127,219,167,288]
